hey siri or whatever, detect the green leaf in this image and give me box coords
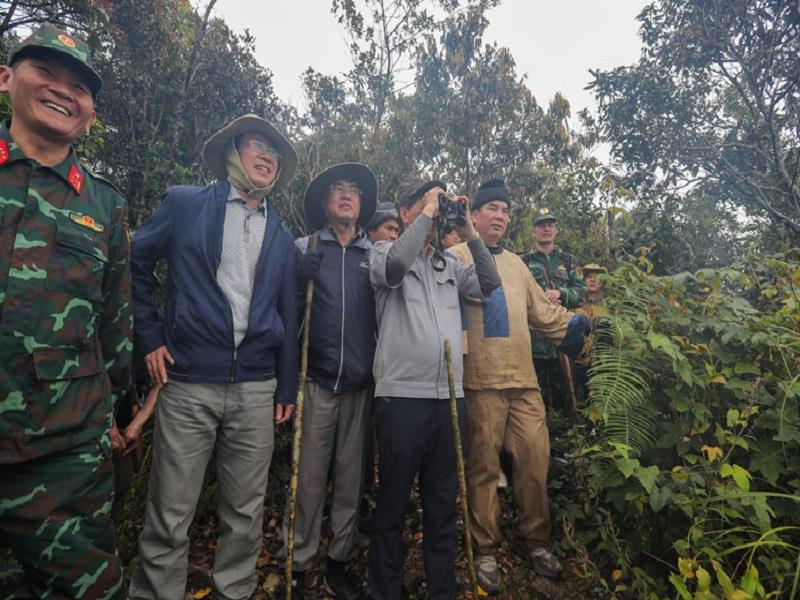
[695,566,711,591]
[711,560,735,596]
[636,465,659,493]
[649,485,671,513]
[740,565,758,594]
[616,457,640,478]
[720,463,751,492]
[734,362,760,375]
[669,574,692,600]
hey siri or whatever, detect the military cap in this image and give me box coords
[367,201,400,230]
[303,163,378,230]
[9,23,102,98]
[397,175,446,209]
[532,207,557,225]
[583,263,608,275]
[203,114,297,192]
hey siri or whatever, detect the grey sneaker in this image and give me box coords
[529,547,563,578]
[475,554,501,594]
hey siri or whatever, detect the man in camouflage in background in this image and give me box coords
[522,208,586,412]
[0,23,132,598]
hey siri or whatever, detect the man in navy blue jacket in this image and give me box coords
[128,115,298,600]
[282,163,377,599]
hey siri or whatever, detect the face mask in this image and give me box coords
[225,138,279,200]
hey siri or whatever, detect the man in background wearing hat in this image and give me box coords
[0,24,131,598]
[522,209,586,412]
[368,176,500,600]
[574,264,609,401]
[128,115,298,600]
[450,179,590,591]
[281,163,377,598]
[366,200,401,244]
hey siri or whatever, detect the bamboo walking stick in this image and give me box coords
[443,339,480,598]
[286,235,318,599]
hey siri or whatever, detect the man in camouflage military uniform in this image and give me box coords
[522,208,586,412]
[0,24,131,598]
[574,263,609,401]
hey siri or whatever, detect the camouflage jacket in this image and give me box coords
[0,124,133,464]
[575,296,608,367]
[521,247,586,359]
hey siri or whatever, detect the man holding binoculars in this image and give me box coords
[367,176,500,600]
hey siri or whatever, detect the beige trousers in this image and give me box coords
[465,388,551,553]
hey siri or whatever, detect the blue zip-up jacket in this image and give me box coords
[297,227,376,393]
[131,181,298,404]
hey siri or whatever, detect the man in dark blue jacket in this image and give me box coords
[128,115,298,600]
[282,163,377,599]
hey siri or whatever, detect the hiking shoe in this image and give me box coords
[513,542,563,578]
[475,554,502,594]
[529,547,563,578]
[286,570,306,600]
[323,559,365,598]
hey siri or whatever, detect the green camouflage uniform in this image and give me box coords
[522,209,586,411]
[0,24,130,600]
[523,247,585,358]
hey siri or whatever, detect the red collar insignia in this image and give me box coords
[67,165,83,194]
[0,140,9,166]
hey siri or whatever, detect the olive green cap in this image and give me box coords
[532,207,557,225]
[583,263,608,275]
[9,23,102,98]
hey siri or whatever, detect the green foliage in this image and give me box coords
[589,0,800,264]
[554,251,800,598]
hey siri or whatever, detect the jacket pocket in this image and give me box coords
[45,223,108,303]
[434,269,459,309]
[33,347,101,381]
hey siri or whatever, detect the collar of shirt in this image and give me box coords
[1,122,84,194]
[227,184,266,213]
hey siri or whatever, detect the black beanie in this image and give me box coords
[473,177,510,210]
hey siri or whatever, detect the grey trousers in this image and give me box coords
[281,381,370,571]
[129,379,276,600]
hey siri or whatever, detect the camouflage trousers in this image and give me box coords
[0,438,123,599]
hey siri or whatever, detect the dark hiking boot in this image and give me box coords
[284,570,306,600]
[512,540,563,578]
[323,559,365,599]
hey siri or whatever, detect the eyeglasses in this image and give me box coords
[330,183,362,196]
[246,139,283,161]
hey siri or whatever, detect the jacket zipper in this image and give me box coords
[228,304,237,382]
[333,245,347,393]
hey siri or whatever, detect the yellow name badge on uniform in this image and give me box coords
[69,212,104,233]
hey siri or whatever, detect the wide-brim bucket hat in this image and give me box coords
[303,163,378,230]
[202,114,297,192]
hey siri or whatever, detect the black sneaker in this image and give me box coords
[323,559,365,599]
[286,570,306,600]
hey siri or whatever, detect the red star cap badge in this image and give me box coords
[0,140,9,166]
[67,165,83,194]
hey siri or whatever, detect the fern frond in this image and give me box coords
[588,333,658,453]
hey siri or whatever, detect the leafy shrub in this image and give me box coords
[552,251,800,599]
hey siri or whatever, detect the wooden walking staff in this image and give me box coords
[443,339,480,598]
[286,235,318,600]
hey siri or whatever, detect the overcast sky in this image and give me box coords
[214,0,648,121]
